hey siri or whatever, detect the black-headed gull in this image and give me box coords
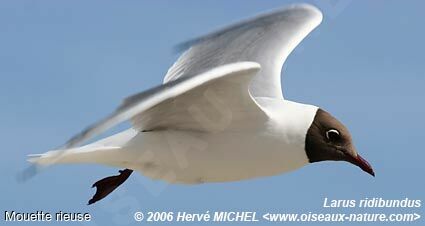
[27,4,374,205]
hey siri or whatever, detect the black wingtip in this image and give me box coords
[173,36,206,54]
[173,43,190,54]
[17,164,40,183]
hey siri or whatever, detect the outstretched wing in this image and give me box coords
[63,62,265,149]
[165,4,322,99]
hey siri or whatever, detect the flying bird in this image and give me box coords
[27,4,374,205]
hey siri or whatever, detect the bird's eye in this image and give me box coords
[326,129,340,141]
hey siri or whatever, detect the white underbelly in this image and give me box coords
[117,130,309,184]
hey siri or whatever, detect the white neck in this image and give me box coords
[255,97,318,158]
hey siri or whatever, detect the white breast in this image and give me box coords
[117,99,318,184]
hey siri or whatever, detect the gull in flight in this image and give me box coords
[27,4,374,205]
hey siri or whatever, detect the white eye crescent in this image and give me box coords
[326,129,340,140]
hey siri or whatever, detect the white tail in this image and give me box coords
[20,129,137,182]
[27,146,122,166]
[27,129,138,167]
[27,153,50,165]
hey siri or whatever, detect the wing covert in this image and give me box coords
[62,62,264,149]
[165,4,322,99]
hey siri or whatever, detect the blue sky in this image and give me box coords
[0,0,424,225]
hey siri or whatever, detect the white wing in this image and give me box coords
[63,62,265,148]
[165,4,322,99]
